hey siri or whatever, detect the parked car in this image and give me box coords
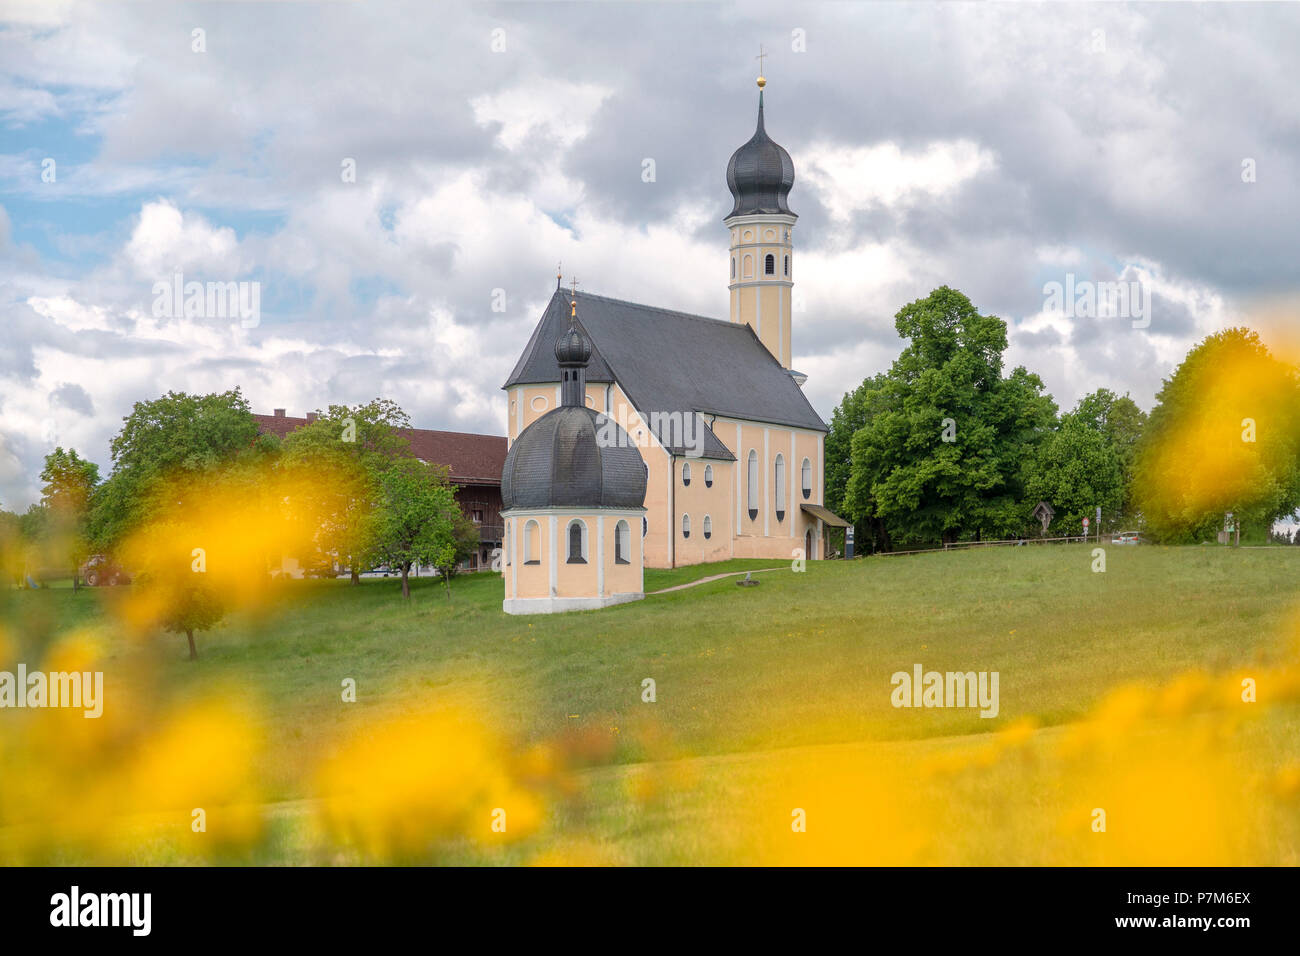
[1110,532,1141,545]
[79,554,132,586]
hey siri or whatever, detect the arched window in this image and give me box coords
[566,519,587,564]
[774,454,786,522]
[747,450,759,521]
[523,519,540,565]
[731,257,735,279]
[742,254,753,278]
[801,457,812,500]
[764,253,775,275]
[704,464,713,488]
[682,462,691,486]
[681,513,691,539]
[703,515,712,540]
[642,516,648,537]
[784,255,789,276]
[615,520,631,565]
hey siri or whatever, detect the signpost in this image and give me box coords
[1095,506,1102,542]
[845,525,855,560]
[1082,516,1090,542]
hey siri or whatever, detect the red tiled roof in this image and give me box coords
[253,413,506,485]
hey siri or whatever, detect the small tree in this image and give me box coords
[156,575,225,661]
[40,447,100,591]
[372,458,458,600]
[433,510,482,593]
[280,399,414,584]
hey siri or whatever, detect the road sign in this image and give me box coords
[1083,517,1090,530]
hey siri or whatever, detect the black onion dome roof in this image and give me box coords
[725,91,796,218]
[502,406,647,511]
[554,319,592,365]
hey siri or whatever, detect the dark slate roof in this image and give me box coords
[503,290,827,459]
[725,90,796,219]
[502,406,647,511]
[507,293,615,385]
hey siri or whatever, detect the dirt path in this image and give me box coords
[646,566,785,595]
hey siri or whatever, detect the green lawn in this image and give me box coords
[4,543,1299,864]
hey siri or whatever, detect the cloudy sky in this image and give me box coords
[2,0,1298,508]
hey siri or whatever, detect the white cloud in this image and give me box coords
[801,139,997,220]
[471,80,612,151]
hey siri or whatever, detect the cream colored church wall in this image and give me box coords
[503,512,644,600]
[720,417,825,559]
[672,458,735,565]
[554,514,599,598]
[508,383,616,444]
[506,515,548,599]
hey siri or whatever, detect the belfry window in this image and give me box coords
[764,254,775,276]
[784,255,789,276]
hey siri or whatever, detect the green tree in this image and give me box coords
[433,509,483,587]
[1133,328,1300,542]
[844,287,1057,546]
[372,458,459,600]
[1024,416,1123,535]
[280,399,414,584]
[825,373,891,552]
[39,447,100,591]
[89,388,273,549]
[1069,388,1147,526]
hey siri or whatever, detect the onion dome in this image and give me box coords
[501,407,647,511]
[725,86,796,218]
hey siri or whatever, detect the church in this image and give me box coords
[499,76,848,614]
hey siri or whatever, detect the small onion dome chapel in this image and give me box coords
[500,295,648,614]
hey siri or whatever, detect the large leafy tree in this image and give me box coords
[279,398,415,583]
[39,447,100,590]
[371,458,459,600]
[89,388,273,549]
[1133,328,1300,542]
[1069,388,1147,526]
[1024,417,1123,534]
[844,287,1057,546]
[824,373,890,552]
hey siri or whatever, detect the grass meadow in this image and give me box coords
[3,543,1299,865]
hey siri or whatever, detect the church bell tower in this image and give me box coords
[725,69,797,371]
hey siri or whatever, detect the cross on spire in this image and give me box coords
[569,276,580,319]
[755,44,767,76]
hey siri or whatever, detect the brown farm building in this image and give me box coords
[254,409,507,572]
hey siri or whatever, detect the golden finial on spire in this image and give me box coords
[569,276,579,319]
[755,44,767,88]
